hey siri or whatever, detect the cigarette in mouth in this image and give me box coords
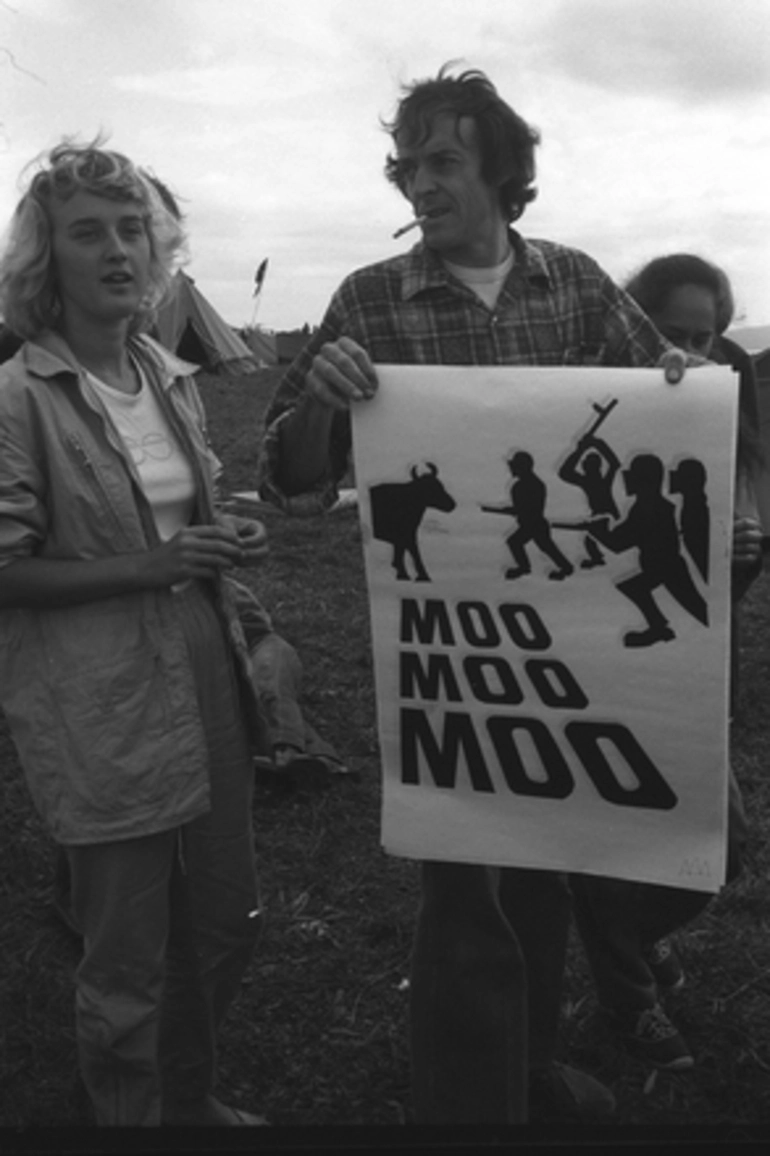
[392,215,428,239]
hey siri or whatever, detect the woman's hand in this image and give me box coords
[216,513,269,566]
[146,524,248,585]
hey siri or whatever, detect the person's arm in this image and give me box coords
[716,336,764,478]
[0,523,248,611]
[257,278,380,509]
[275,388,339,497]
[276,336,377,496]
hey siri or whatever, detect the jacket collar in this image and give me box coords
[399,228,553,301]
[20,330,199,389]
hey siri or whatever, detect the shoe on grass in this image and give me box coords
[162,1094,269,1126]
[528,1061,615,1122]
[643,937,685,993]
[610,1003,694,1070]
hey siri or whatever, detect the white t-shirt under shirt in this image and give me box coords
[87,364,196,541]
[443,247,515,310]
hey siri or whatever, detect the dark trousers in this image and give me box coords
[571,767,747,1015]
[67,582,261,1125]
[409,863,571,1123]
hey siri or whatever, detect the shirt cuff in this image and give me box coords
[257,409,340,516]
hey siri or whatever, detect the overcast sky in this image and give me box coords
[2,0,769,332]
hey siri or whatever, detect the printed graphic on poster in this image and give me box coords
[352,365,738,892]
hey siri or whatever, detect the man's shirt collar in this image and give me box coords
[399,229,553,302]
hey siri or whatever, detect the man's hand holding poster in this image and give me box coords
[352,365,738,893]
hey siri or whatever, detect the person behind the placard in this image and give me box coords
[570,253,763,1072]
[256,65,691,1125]
[0,140,271,1127]
[625,253,763,695]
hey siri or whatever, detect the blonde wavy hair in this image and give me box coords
[0,137,187,339]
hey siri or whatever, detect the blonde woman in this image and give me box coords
[0,141,268,1126]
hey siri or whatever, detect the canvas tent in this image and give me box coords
[155,272,256,374]
[243,325,278,367]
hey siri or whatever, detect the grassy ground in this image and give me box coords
[1,367,769,1137]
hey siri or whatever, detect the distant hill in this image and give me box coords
[726,325,770,353]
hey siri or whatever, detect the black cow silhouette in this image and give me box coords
[369,463,456,581]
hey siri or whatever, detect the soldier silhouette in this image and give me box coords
[582,453,708,647]
[558,431,621,569]
[669,458,710,583]
[481,450,574,581]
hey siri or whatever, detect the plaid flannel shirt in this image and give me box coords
[258,230,671,513]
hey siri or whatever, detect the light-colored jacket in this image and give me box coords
[0,331,263,844]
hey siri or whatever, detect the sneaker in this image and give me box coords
[528,1061,615,1122]
[611,1004,694,1070]
[643,938,685,993]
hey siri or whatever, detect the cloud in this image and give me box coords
[114,62,336,109]
[3,0,768,329]
[541,0,770,102]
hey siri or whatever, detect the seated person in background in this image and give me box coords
[230,579,350,788]
[570,253,763,1071]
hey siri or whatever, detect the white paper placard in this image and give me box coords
[352,364,738,893]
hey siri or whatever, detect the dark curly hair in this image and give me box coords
[625,253,762,476]
[0,138,186,339]
[624,254,734,335]
[382,64,540,224]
